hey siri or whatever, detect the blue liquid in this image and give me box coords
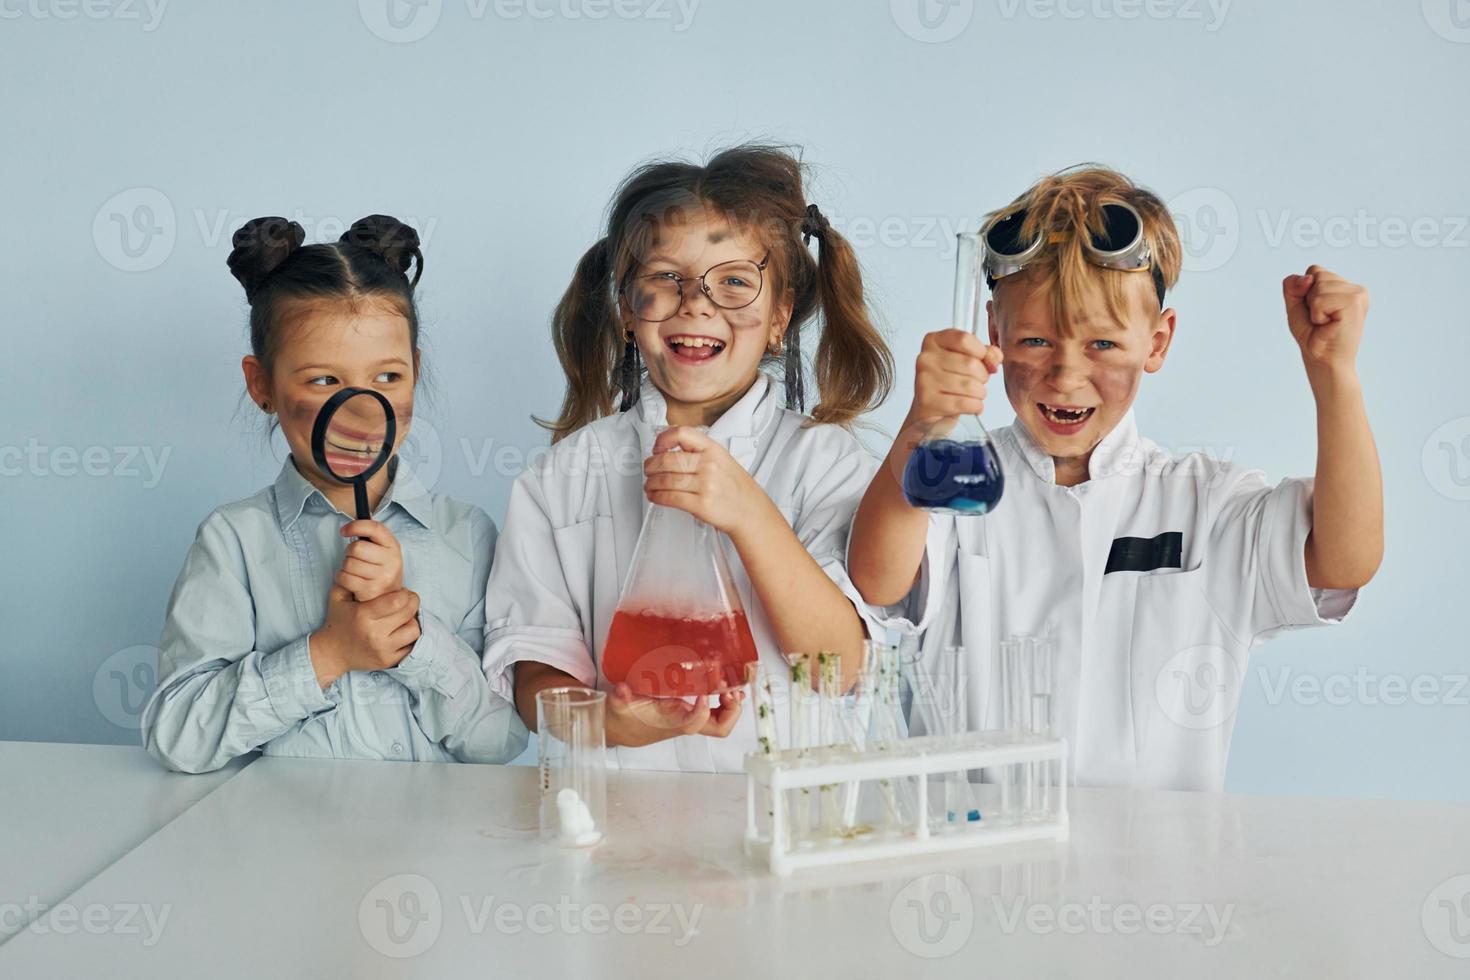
[903,439,1005,513]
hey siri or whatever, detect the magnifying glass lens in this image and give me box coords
[309,388,398,521]
[323,395,390,480]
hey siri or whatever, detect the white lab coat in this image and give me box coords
[871,411,1359,792]
[482,375,881,772]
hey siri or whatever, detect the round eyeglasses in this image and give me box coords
[620,251,771,322]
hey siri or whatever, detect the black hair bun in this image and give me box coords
[227,217,306,300]
[341,214,423,288]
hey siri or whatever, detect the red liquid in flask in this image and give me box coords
[602,609,759,698]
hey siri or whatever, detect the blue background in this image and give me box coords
[2,0,1467,800]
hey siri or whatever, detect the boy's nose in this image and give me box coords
[1046,357,1090,394]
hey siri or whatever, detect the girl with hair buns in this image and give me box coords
[483,143,896,772]
[143,215,527,772]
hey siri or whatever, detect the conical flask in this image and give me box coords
[902,231,1006,514]
[602,464,758,699]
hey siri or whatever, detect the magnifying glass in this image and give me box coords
[310,387,397,520]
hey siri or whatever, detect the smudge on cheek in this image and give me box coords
[1001,362,1043,410]
[723,306,764,332]
[1091,363,1141,411]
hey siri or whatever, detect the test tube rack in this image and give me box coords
[743,730,1069,876]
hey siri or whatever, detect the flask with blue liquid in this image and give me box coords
[902,232,1005,514]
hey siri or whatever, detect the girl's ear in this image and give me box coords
[412,348,422,383]
[768,289,795,348]
[986,300,1000,348]
[242,355,272,412]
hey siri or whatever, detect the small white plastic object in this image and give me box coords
[555,787,602,847]
[744,730,1068,876]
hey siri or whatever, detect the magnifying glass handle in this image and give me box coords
[353,481,371,521]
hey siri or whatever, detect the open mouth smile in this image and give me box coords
[664,334,727,364]
[1037,402,1097,434]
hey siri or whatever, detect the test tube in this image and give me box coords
[817,651,842,839]
[750,664,784,846]
[999,635,1026,821]
[864,640,899,834]
[1029,636,1057,820]
[910,645,980,831]
[536,688,607,848]
[788,653,813,843]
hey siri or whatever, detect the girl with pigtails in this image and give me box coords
[483,143,896,772]
[144,215,528,772]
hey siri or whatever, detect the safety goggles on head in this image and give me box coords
[981,201,1165,307]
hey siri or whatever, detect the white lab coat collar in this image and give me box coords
[632,373,778,470]
[1006,409,1142,485]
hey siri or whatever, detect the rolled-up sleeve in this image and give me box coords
[1208,471,1360,645]
[143,514,335,774]
[481,472,598,709]
[790,440,904,643]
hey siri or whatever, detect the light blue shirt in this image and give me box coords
[143,457,527,772]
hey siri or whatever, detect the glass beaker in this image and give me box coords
[902,232,1006,514]
[602,443,758,698]
[537,687,606,848]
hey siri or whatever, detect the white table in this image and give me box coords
[0,741,249,943]
[3,754,1467,977]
